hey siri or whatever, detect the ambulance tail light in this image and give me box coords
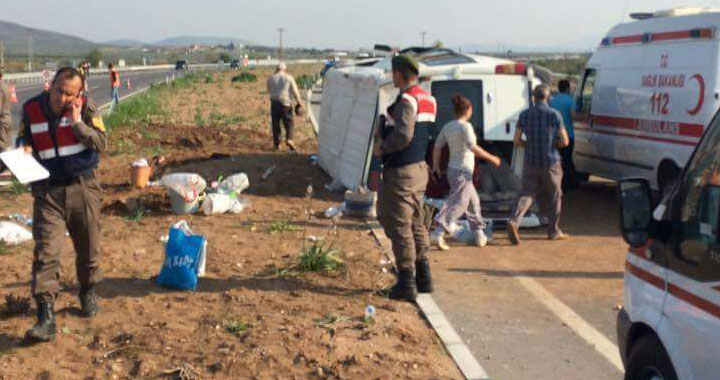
[495,62,527,75]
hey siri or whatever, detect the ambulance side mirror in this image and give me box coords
[618,178,653,247]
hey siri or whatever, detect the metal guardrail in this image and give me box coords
[2,59,322,85]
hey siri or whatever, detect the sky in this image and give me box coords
[4,0,720,49]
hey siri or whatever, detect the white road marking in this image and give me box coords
[416,294,491,380]
[502,260,624,372]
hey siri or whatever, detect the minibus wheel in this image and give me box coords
[624,335,678,380]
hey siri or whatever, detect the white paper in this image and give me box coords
[0,148,50,184]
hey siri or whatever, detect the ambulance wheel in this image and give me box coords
[657,162,680,197]
[624,335,678,380]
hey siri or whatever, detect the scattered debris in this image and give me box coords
[131,158,152,189]
[161,363,201,380]
[324,205,344,219]
[261,165,276,181]
[364,305,376,324]
[0,221,32,246]
[202,194,250,215]
[343,188,377,219]
[157,220,207,290]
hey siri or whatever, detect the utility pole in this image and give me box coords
[277,28,285,61]
[27,29,34,71]
[420,31,427,47]
[0,40,4,72]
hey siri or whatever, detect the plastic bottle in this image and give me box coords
[484,219,494,241]
[364,305,376,321]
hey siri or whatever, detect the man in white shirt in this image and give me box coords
[266,63,302,152]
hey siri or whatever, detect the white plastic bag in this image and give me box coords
[161,173,207,202]
[218,173,249,195]
[0,221,33,245]
[202,194,251,215]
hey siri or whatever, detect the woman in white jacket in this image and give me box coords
[432,94,501,250]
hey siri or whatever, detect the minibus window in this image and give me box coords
[678,120,720,264]
[577,69,596,114]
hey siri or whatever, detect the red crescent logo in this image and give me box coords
[687,74,705,116]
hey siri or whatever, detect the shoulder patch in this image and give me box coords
[92,116,106,132]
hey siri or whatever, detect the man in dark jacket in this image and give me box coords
[16,67,107,342]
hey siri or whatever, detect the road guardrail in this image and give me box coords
[2,59,322,85]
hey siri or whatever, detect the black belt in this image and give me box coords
[40,172,95,187]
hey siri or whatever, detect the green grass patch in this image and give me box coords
[231,72,257,83]
[299,241,343,272]
[104,90,164,129]
[8,178,29,196]
[267,220,303,234]
[296,74,319,90]
[314,313,350,327]
[224,319,250,333]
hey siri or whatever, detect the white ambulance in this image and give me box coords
[617,100,720,380]
[575,7,720,193]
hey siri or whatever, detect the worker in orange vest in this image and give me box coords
[108,63,120,111]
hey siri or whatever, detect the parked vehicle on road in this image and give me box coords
[175,60,189,71]
[617,96,720,380]
[575,7,720,194]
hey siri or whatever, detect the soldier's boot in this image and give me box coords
[388,269,417,302]
[25,298,56,343]
[415,260,433,294]
[79,288,99,318]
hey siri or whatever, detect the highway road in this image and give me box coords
[429,179,627,380]
[6,67,199,143]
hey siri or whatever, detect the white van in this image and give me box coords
[575,7,720,193]
[617,104,720,379]
[313,47,545,193]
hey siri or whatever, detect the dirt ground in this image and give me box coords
[0,67,462,380]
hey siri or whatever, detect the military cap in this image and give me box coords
[391,54,419,75]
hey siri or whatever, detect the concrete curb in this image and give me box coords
[366,221,491,380]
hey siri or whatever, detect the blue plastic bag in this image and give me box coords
[157,222,206,291]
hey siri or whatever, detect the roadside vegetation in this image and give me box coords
[535,56,589,77]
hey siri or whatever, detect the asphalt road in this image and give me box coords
[429,178,628,380]
[7,68,193,143]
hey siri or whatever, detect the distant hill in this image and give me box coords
[0,20,98,56]
[105,39,148,47]
[153,36,251,47]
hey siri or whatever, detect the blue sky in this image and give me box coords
[5,0,720,49]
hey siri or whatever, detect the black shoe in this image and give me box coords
[25,299,56,343]
[415,260,433,293]
[79,289,99,318]
[388,269,417,302]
